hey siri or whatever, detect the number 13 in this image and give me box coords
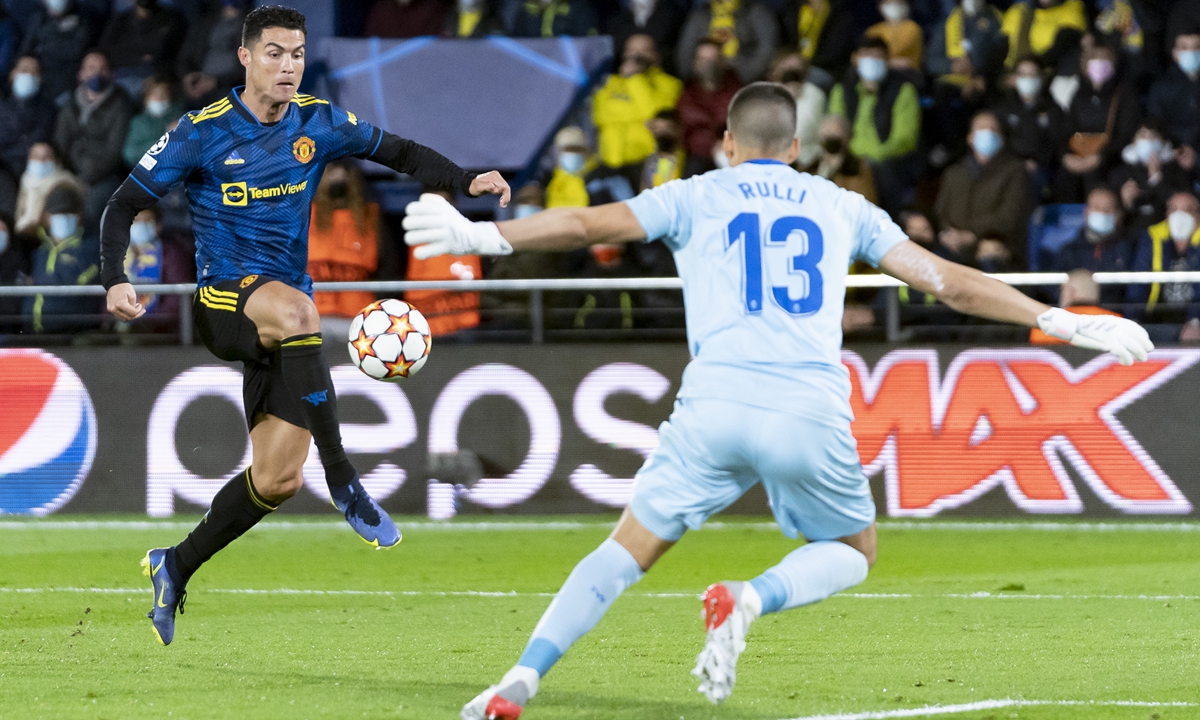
[726,213,824,316]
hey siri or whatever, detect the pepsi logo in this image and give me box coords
[0,350,96,515]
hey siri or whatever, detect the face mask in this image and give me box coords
[822,137,844,155]
[1086,211,1116,237]
[1134,137,1164,164]
[1086,58,1115,86]
[12,73,39,100]
[1015,76,1042,99]
[1168,210,1197,241]
[558,152,585,174]
[25,160,55,180]
[84,75,111,93]
[513,204,541,219]
[879,2,909,22]
[146,99,169,117]
[130,221,156,246]
[48,214,78,241]
[1179,50,1200,76]
[44,0,69,14]
[961,0,982,14]
[0,230,8,255]
[655,135,678,154]
[857,57,888,83]
[972,128,1003,159]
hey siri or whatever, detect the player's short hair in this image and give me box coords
[726,82,798,154]
[242,5,307,48]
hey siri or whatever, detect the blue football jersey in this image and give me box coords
[129,88,382,295]
[625,159,908,419]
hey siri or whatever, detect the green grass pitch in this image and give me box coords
[1,517,1198,720]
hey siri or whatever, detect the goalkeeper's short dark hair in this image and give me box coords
[726,82,798,155]
[242,5,307,48]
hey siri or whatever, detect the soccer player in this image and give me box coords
[99,6,511,646]
[401,83,1154,718]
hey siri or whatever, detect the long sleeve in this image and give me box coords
[364,131,478,195]
[100,177,160,289]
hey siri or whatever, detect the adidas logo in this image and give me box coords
[224,150,245,166]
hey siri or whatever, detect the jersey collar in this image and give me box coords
[744,158,787,165]
[229,86,289,127]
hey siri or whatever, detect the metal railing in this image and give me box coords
[1,272,1197,345]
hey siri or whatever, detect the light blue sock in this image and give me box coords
[749,541,869,615]
[517,538,645,676]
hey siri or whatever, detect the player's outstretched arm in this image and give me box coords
[403,193,645,259]
[879,241,1153,365]
[99,177,160,321]
[367,133,511,207]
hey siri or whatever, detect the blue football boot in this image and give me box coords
[330,477,401,548]
[140,547,186,645]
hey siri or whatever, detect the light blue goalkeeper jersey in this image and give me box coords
[625,159,908,421]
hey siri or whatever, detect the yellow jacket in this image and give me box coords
[592,67,682,168]
[1002,0,1086,67]
[545,160,598,209]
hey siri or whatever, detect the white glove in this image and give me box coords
[1037,307,1154,366]
[402,193,513,260]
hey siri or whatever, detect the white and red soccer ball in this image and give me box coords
[348,299,432,381]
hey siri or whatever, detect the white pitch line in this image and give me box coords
[783,699,1197,720]
[1,587,1197,601]
[1,518,1199,532]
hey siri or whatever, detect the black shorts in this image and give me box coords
[192,275,307,431]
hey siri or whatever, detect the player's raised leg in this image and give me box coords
[144,414,308,644]
[693,525,875,703]
[244,281,400,547]
[461,510,674,720]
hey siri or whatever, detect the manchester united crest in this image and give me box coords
[292,136,315,164]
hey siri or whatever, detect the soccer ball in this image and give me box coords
[348,299,432,381]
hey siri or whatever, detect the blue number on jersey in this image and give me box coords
[726,213,824,315]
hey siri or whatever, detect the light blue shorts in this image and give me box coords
[629,397,875,542]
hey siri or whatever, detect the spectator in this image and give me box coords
[0,55,55,182]
[879,210,961,322]
[24,183,100,335]
[98,0,186,90]
[1049,185,1133,303]
[814,114,876,204]
[1167,4,1200,55]
[119,206,165,324]
[1129,192,1200,341]
[0,6,19,80]
[308,161,380,320]
[1029,269,1122,344]
[1093,0,1143,60]
[54,50,135,223]
[444,0,504,37]
[780,0,856,83]
[926,0,1008,165]
[405,188,481,336]
[365,0,451,38]
[14,142,83,235]
[993,57,1065,200]
[828,36,921,214]
[505,0,598,37]
[21,0,90,103]
[639,109,685,190]
[677,39,741,175]
[176,0,245,108]
[1147,30,1200,169]
[0,212,26,335]
[593,34,682,170]
[1054,41,1139,203]
[675,0,777,84]
[605,0,689,68]
[545,126,595,208]
[935,110,1032,271]
[770,53,825,170]
[122,77,182,169]
[1001,0,1087,70]
[481,183,560,331]
[1108,118,1193,235]
[865,0,923,71]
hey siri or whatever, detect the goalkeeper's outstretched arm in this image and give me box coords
[878,240,1153,365]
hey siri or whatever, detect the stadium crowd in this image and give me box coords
[1,0,1199,342]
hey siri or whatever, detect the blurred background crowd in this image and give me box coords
[1,0,1200,344]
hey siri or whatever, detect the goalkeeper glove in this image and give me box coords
[1036,307,1154,366]
[402,193,512,260]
